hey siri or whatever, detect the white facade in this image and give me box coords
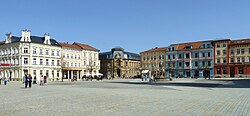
[0,30,62,81]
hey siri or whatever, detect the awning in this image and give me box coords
[141,70,149,73]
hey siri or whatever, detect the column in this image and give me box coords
[71,70,73,80]
[67,70,70,81]
[77,70,80,79]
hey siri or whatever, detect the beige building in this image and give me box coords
[140,47,166,78]
[99,47,141,79]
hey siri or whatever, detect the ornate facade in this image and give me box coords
[99,47,140,79]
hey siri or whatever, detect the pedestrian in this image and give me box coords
[33,76,37,84]
[40,75,44,86]
[44,76,47,86]
[4,77,8,85]
[23,74,28,88]
[0,75,2,85]
[28,74,32,88]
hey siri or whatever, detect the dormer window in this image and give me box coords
[185,45,192,49]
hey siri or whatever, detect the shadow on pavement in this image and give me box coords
[110,79,250,88]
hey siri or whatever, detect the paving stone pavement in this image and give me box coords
[0,78,249,116]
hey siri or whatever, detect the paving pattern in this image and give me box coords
[0,78,249,116]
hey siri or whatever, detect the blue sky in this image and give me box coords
[0,0,250,53]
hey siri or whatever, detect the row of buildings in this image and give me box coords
[141,39,250,78]
[0,30,101,81]
[1,30,249,81]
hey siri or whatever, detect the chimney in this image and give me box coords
[20,29,31,42]
[5,32,12,44]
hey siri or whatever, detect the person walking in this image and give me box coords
[33,76,37,84]
[0,75,2,85]
[4,77,8,85]
[23,74,28,88]
[28,74,32,88]
[44,76,47,86]
[40,75,44,86]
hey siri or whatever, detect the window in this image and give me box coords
[67,54,69,58]
[57,51,60,56]
[242,57,245,63]
[223,44,226,47]
[63,53,65,58]
[207,44,211,48]
[71,54,73,58]
[223,58,226,63]
[52,60,54,65]
[33,48,36,54]
[237,58,240,63]
[33,58,36,65]
[40,70,43,76]
[78,55,80,59]
[75,63,77,67]
[217,44,220,48]
[40,59,43,65]
[202,53,205,57]
[249,48,250,53]
[24,58,28,64]
[195,53,198,58]
[195,62,198,67]
[237,49,240,54]
[185,62,190,67]
[94,62,96,66]
[238,67,244,74]
[208,52,211,57]
[222,68,227,74]
[40,49,43,55]
[185,53,190,58]
[179,54,182,58]
[208,61,211,66]
[159,56,161,60]
[202,44,205,48]
[24,48,28,53]
[168,55,170,59]
[179,62,182,67]
[217,50,220,55]
[202,61,205,67]
[230,49,234,55]
[46,70,49,77]
[51,50,54,56]
[46,59,49,65]
[241,49,245,54]
[57,60,60,66]
[217,68,221,74]
[84,61,86,66]
[71,62,73,67]
[217,59,220,63]
[172,55,175,59]
[50,70,54,78]
[46,49,49,55]
[57,70,60,77]
[230,58,234,63]
[223,50,226,55]
[154,56,156,60]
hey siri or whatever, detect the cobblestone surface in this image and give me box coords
[0,78,249,116]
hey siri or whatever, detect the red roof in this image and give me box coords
[73,42,99,51]
[58,42,81,50]
[140,47,166,54]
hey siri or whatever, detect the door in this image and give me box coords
[230,67,235,77]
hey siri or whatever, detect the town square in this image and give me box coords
[1,0,250,116]
[0,78,249,116]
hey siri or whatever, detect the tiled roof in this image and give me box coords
[230,38,250,45]
[73,42,99,51]
[171,42,203,51]
[0,41,5,45]
[140,47,166,54]
[58,42,81,50]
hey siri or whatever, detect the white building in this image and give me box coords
[0,30,62,81]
